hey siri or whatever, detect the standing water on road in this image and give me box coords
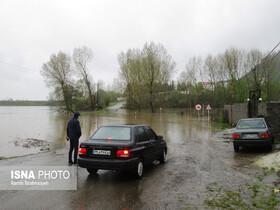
[0,106,213,158]
[1,106,279,209]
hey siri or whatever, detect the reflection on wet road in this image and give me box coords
[0,107,274,209]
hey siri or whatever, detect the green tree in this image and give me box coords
[41,51,75,112]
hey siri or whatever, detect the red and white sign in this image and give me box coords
[206,104,212,110]
[195,104,202,111]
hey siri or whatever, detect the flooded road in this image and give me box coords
[0,106,213,158]
[0,106,279,209]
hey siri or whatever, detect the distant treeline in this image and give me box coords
[0,100,60,106]
[119,44,280,112]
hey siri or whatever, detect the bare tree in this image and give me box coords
[41,51,74,112]
[260,52,278,101]
[73,46,95,110]
[244,49,263,90]
[204,55,219,103]
[180,57,200,85]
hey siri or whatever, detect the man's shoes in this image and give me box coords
[68,161,73,166]
[73,162,78,166]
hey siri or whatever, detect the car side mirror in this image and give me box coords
[157,135,163,140]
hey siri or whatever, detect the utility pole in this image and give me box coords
[188,91,192,118]
[230,85,232,125]
[96,82,99,110]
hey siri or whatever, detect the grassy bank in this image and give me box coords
[210,122,235,131]
[204,167,280,209]
[0,100,59,106]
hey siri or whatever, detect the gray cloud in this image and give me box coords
[0,0,279,100]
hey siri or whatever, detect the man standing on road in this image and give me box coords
[67,112,82,165]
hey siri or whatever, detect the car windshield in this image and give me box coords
[237,119,266,129]
[91,126,131,140]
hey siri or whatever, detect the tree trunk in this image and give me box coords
[85,79,95,111]
[149,90,154,113]
[62,84,73,113]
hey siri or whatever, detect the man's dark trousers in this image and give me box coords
[69,138,79,163]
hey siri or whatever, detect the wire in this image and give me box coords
[259,41,280,66]
[0,61,40,75]
[243,41,280,78]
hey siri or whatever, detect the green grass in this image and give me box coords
[0,100,59,106]
[255,167,276,182]
[210,122,235,131]
[274,139,280,145]
[204,167,280,209]
[107,101,120,107]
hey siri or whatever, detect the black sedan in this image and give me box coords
[233,118,274,152]
[78,124,167,178]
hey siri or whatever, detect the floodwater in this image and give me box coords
[0,105,278,209]
[0,106,212,158]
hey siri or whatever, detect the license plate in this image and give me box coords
[92,150,111,155]
[243,134,258,139]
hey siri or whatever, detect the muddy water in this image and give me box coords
[0,106,212,158]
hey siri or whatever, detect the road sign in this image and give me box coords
[195,104,202,111]
[206,104,212,110]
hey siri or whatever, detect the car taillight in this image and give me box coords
[78,147,87,155]
[261,133,270,139]
[117,150,130,158]
[233,134,240,139]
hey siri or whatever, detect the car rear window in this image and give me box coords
[237,119,266,129]
[91,127,131,140]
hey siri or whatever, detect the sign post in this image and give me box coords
[206,104,212,122]
[195,104,202,117]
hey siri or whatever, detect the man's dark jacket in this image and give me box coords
[67,117,82,141]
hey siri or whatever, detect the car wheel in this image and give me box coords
[134,160,144,178]
[272,137,275,144]
[234,144,239,152]
[267,144,272,152]
[87,168,98,174]
[159,149,166,164]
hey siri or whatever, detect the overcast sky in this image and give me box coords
[0,0,279,100]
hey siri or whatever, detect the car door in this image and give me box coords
[144,127,161,160]
[135,126,155,164]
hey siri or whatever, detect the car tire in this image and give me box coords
[133,159,144,178]
[159,149,166,164]
[87,168,98,174]
[272,137,275,144]
[234,144,239,152]
[267,144,272,152]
